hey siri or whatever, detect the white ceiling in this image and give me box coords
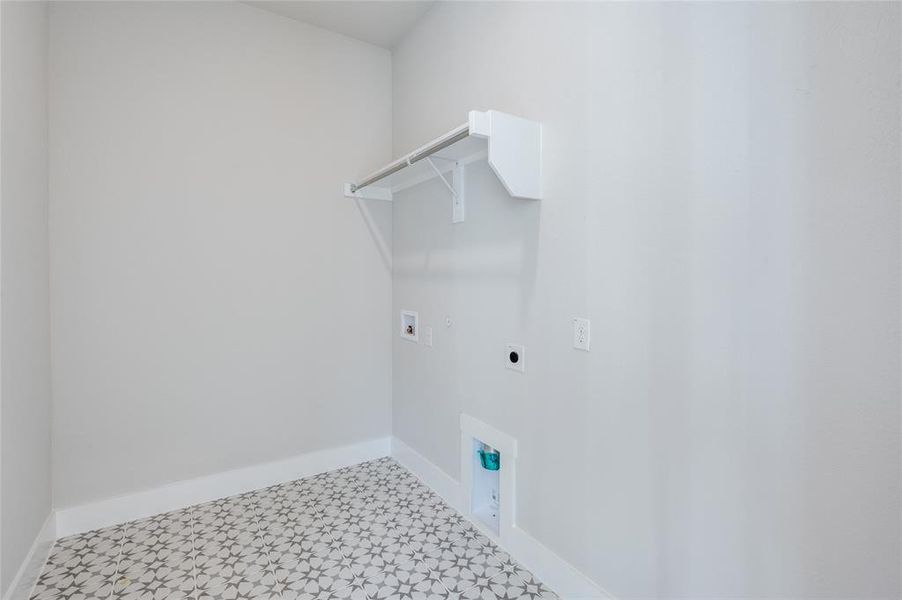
[247,1,435,49]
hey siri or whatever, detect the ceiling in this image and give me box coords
[247,1,435,49]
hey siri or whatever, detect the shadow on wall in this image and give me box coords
[355,196,393,273]
[392,159,541,308]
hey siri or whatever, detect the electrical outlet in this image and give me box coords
[424,326,433,347]
[573,317,590,351]
[506,343,525,372]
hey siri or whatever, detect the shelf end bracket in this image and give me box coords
[344,183,392,202]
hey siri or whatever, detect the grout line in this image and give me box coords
[310,465,399,599]
[189,506,199,600]
[246,489,286,599]
[106,524,128,600]
[310,475,369,594]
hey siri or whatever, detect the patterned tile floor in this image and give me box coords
[32,458,558,600]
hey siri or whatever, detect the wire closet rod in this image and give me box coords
[349,123,470,193]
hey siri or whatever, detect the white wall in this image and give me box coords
[392,2,901,598]
[0,0,53,593]
[48,1,393,509]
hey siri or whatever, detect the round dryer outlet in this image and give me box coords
[505,343,525,373]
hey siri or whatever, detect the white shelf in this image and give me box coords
[344,110,542,221]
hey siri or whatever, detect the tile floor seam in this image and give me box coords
[106,524,127,600]
[318,481,392,598]
[326,516,368,596]
[247,492,287,600]
[189,506,200,600]
[313,490,362,596]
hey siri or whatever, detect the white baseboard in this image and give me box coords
[3,513,56,600]
[391,437,466,512]
[391,437,613,600]
[56,437,391,538]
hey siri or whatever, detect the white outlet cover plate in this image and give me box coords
[573,317,590,351]
[424,326,433,347]
[506,343,525,372]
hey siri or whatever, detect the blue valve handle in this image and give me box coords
[478,449,500,471]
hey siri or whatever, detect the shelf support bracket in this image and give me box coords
[426,157,465,223]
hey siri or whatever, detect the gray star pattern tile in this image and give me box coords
[30,458,558,600]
